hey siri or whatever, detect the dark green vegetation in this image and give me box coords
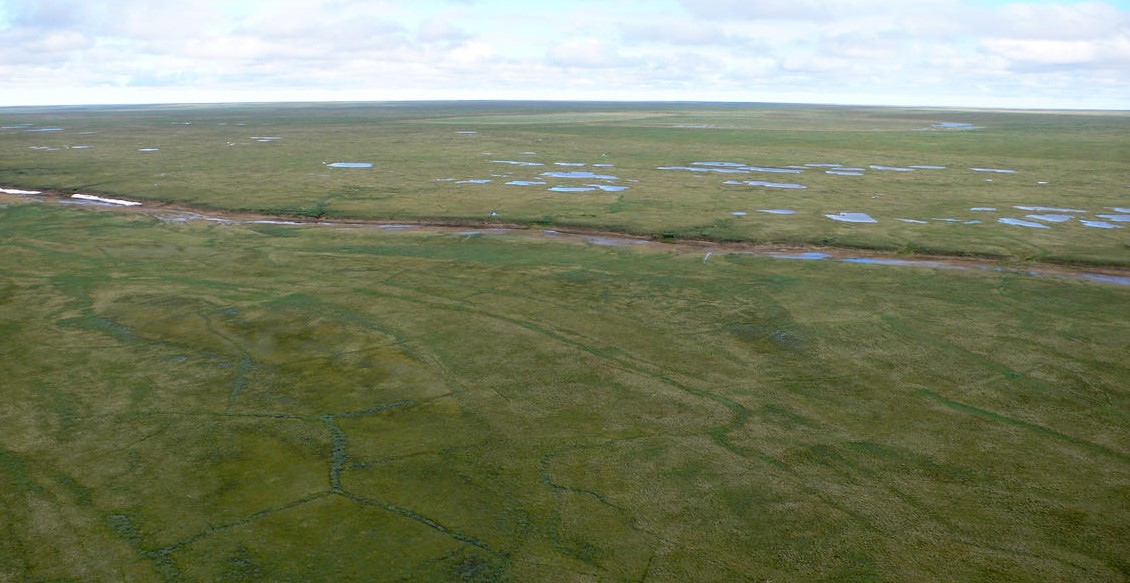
[1,103,1129,581]
[2,102,1128,264]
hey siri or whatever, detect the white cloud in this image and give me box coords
[0,0,1128,108]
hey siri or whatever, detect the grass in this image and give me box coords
[1,102,1129,581]
[2,102,1128,264]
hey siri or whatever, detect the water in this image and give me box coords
[911,165,947,170]
[589,184,629,192]
[493,160,543,166]
[27,127,64,132]
[970,207,997,211]
[746,166,803,174]
[1110,207,1130,213]
[548,186,596,192]
[725,180,807,189]
[251,136,281,142]
[827,171,864,176]
[770,252,831,260]
[456,179,492,184]
[506,180,547,186]
[841,258,960,269]
[897,218,929,224]
[456,131,478,134]
[870,165,915,172]
[1080,274,1130,286]
[327,162,372,168]
[1080,220,1122,229]
[0,188,42,195]
[659,165,748,174]
[138,148,160,152]
[998,218,1050,229]
[826,212,878,224]
[72,194,142,206]
[660,164,802,174]
[1025,214,1074,223]
[932,122,980,129]
[1014,205,1085,213]
[541,171,618,180]
[758,209,796,215]
[731,211,747,216]
[805,163,842,168]
[972,168,1016,173]
[555,162,586,167]
[1096,214,1130,222]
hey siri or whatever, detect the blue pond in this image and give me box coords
[972,168,1016,173]
[870,165,915,172]
[328,162,372,168]
[541,171,618,180]
[725,180,807,189]
[1026,214,1073,223]
[1081,220,1123,229]
[999,218,1050,229]
[827,170,864,176]
[1096,214,1130,222]
[826,212,878,224]
[493,160,544,166]
[1014,205,1085,213]
[549,186,597,192]
[770,252,831,260]
[758,209,796,215]
[506,180,547,186]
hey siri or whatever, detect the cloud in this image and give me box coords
[619,20,730,46]
[547,38,634,69]
[417,16,472,44]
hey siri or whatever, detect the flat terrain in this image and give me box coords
[2,102,1128,264]
[1,102,1129,582]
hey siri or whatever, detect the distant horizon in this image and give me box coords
[2,98,1128,114]
[3,0,1129,111]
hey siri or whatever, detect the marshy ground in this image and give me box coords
[1,102,1128,582]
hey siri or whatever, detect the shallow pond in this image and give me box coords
[493,160,543,166]
[758,209,796,215]
[541,171,618,180]
[999,218,1050,229]
[972,168,1016,173]
[826,212,878,223]
[1014,205,1085,213]
[327,162,372,168]
[1026,214,1074,223]
[1081,220,1123,229]
[725,180,807,189]
[1096,214,1130,222]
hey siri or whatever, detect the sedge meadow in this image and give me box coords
[1,102,1128,582]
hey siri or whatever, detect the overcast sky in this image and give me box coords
[1,0,1128,109]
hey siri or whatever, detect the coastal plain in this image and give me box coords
[1,102,1128,582]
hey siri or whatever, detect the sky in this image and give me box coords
[1,0,1128,109]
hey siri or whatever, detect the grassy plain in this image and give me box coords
[2,102,1128,264]
[1,102,1129,582]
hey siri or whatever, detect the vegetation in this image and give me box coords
[1,102,1128,581]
